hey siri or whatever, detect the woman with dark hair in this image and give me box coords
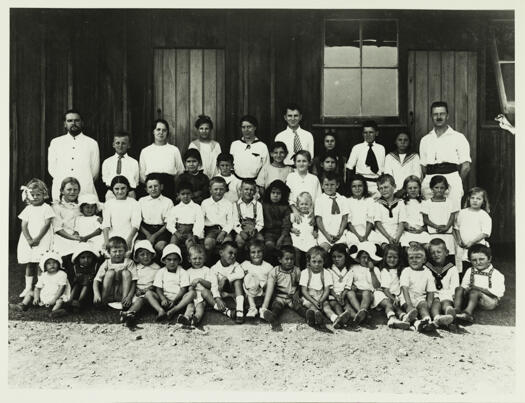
[188,115,222,179]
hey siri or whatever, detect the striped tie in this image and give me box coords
[293,130,302,154]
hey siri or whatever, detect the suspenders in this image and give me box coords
[236,201,257,222]
[470,267,494,289]
[307,267,325,289]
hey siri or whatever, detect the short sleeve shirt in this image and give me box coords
[153,267,190,300]
[299,269,333,292]
[269,265,301,297]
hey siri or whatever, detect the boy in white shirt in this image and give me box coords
[232,179,264,251]
[216,153,242,203]
[166,181,204,251]
[102,131,139,201]
[346,120,385,197]
[137,173,174,257]
[456,244,505,324]
[371,174,404,247]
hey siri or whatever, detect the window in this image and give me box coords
[489,20,514,115]
[322,19,399,118]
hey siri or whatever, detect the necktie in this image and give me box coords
[116,155,123,175]
[365,143,379,174]
[330,196,340,214]
[293,130,302,154]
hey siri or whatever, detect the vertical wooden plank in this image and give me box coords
[40,25,47,178]
[176,49,190,153]
[407,51,415,141]
[414,51,429,148]
[153,49,163,121]
[427,51,442,130]
[466,52,477,190]
[203,49,217,140]
[454,52,469,140]
[163,49,177,145]
[189,49,204,152]
[216,49,225,144]
[441,51,456,129]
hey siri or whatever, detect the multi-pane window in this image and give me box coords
[490,20,514,115]
[323,19,399,118]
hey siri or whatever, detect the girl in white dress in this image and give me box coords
[453,187,492,272]
[102,176,142,254]
[74,193,104,255]
[17,179,55,298]
[290,191,318,266]
[52,177,82,259]
[345,174,376,246]
[399,176,430,247]
[286,150,321,218]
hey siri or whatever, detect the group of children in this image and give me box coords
[13,112,505,332]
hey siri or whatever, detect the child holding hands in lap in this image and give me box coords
[327,244,356,328]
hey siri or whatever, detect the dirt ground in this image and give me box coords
[8,251,516,396]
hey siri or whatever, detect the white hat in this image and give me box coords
[72,244,99,263]
[350,242,382,262]
[133,240,156,257]
[78,193,101,211]
[39,250,63,271]
[161,244,182,262]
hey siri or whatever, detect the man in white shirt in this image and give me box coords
[48,109,100,201]
[274,103,314,167]
[419,101,471,210]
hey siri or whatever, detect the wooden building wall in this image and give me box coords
[9,9,515,244]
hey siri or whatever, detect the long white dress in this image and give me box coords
[17,204,55,264]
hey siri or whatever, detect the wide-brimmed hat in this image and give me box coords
[72,244,99,263]
[78,193,101,211]
[134,240,156,257]
[350,242,382,262]
[39,250,63,271]
[161,244,182,262]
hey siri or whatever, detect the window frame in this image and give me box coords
[489,20,515,116]
[321,18,400,121]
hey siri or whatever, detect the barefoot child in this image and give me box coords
[327,244,356,328]
[259,245,305,326]
[348,242,382,324]
[120,240,161,326]
[145,244,194,323]
[399,244,437,332]
[12,251,70,318]
[93,236,137,309]
[371,244,410,330]
[70,245,99,309]
[241,240,273,318]
[455,244,505,324]
[211,241,245,323]
[426,238,459,329]
[300,246,342,328]
[17,179,55,297]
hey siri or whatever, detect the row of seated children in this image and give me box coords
[12,232,504,333]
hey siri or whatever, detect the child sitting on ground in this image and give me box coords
[211,241,245,324]
[327,244,356,328]
[175,149,210,205]
[12,251,70,318]
[137,173,173,257]
[300,246,343,328]
[74,194,104,255]
[455,244,505,324]
[241,240,273,318]
[166,181,204,252]
[371,244,410,330]
[232,179,264,251]
[399,244,437,332]
[145,244,194,323]
[93,236,137,309]
[259,245,305,327]
[348,242,382,325]
[120,240,161,327]
[70,244,99,309]
[426,238,459,329]
[216,153,241,203]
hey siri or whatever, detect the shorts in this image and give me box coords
[204,225,223,239]
[243,272,266,297]
[302,288,324,308]
[399,292,427,308]
[436,289,454,303]
[371,290,389,309]
[477,292,499,310]
[137,223,171,244]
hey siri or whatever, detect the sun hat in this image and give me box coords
[350,241,382,262]
[161,244,182,262]
[78,193,101,211]
[39,250,63,271]
[133,239,156,257]
[72,244,99,263]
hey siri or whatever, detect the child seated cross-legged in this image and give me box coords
[119,240,161,327]
[145,244,194,323]
[399,244,437,332]
[70,244,99,310]
[259,245,305,328]
[232,179,265,252]
[371,244,410,330]
[93,236,137,310]
[426,238,459,329]
[241,240,274,318]
[347,242,382,325]
[327,244,357,328]
[211,241,246,324]
[300,246,344,329]
[455,244,505,324]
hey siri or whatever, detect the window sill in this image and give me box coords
[313,122,407,129]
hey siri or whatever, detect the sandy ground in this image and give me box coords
[8,316,515,394]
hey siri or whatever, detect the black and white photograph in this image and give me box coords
[6,1,519,401]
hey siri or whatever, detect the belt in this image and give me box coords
[362,176,378,182]
[426,163,459,175]
[205,225,222,231]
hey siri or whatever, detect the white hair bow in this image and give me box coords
[20,186,34,202]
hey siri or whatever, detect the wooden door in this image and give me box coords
[408,51,477,189]
[153,49,225,153]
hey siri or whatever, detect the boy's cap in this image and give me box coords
[72,244,99,263]
[39,250,63,270]
[350,242,382,262]
[161,244,182,262]
[134,240,156,257]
